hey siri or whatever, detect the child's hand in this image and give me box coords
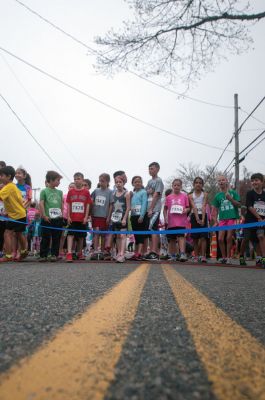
[43,216,50,223]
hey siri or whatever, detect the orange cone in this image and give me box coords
[210,232,217,259]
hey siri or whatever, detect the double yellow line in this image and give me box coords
[0,264,265,400]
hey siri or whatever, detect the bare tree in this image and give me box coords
[95,0,265,88]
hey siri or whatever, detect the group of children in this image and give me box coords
[0,160,264,266]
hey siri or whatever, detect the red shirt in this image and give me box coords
[66,188,92,222]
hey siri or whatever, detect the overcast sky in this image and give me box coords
[1,0,265,196]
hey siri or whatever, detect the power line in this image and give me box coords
[238,97,265,133]
[13,0,235,110]
[239,129,265,155]
[240,108,265,127]
[0,53,85,171]
[0,92,71,182]
[0,46,233,152]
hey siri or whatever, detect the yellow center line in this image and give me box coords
[162,265,265,400]
[0,264,150,400]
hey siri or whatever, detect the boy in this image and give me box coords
[66,172,92,262]
[39,171,63,262]
[144,162,164,260]
[244,173,265,267]
[212,175,240,264]
[0,166,28,262]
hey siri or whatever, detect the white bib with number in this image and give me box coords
[49,208,62,219]
[72,202,84,213]
[170,204,183,214]
[132,205,141,215]
[111,212,122,223]
[254,201,265,217]
[196,206,203,214]
[0,201,5,215]
[95,195,106,207]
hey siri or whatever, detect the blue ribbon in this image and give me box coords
[1,216,265,235]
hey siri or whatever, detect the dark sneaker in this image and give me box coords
[50,255,57,262]
[261,257,265,268]
[38,257,47,262]
[239,256,247,266]
[143,252,159,261]
[256,258,262,267]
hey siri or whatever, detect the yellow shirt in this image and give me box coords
[0,183,26,220]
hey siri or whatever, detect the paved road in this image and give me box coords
[0,261,264,400]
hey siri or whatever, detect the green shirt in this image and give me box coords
[40,187,63,219]
[212,190,240,220]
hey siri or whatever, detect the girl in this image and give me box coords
[130,176,148,261]
[188,177,209,263]
[15,167,32,208]
[110,175,130,263]
[163,179,190,262]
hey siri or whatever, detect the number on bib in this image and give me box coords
[254,201,265,217]
[111,212,122,223]
[132,205,141,215]
[72,202,84,213]
[95,196,106,207]
[170,204,183,214]
[49,208,62,219]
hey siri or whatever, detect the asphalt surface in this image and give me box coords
[0,260,264,399]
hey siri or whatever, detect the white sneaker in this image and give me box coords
[179,253,187,262]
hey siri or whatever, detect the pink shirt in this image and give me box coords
[165,192,189,228]
[27,207,38,224]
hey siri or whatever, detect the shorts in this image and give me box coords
[166,226,186,240]
[130,214,148,244]
[6,217,27,233]
[68,221,87,238]
[190,214,209,239]
[219,219,237,227]
[112,222,128,232]
[249,226,265,243]
[92,217,108,231]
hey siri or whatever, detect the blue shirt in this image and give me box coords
[131,189,148,218]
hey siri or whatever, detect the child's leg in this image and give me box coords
[168,238,177,255]
[40,227,51,258]
[67,235,74,253]
[3,230,13,256]
[178,236,186,253]
[193,238,200,257]
[226,230,234,258]
[76,237,83,254]
[200,237,207,257]
[16,232,27,252]
[51,228,61,257]
[218,231,226,258]
[120,233,127,256]
[93,231,100,252]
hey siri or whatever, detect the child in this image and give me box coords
[15,167,32,208]
[144,162,164,260]
[189,177,209,263]
[163,179,190,262]
[91,173,113,259]
[0,166,28,262]
[39,171,63,262]
[212,175,240,264]
[66,172,92,262]
[29,211,42,256]
[130,176,148,260]
[244,173,265,267]
[110,175,130,263]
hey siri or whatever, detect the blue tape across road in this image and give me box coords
[1,216,265,235]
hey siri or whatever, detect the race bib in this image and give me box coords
[132,205,141,215]
[49,208,62,219]
[95,195,106,207]
[196,206,203,214]
[170,204,183,214]
[0,201,5,215]
[254,201,265,217]
[72,202,84,213]
[111,212,122,223]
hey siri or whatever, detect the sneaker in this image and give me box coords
[225,258,232,265]
[72,253,78,260]
[78,253,85,261]
[50,255,57,262]
[38,257,47,262]
[116,255,125,263]
[130,253,142,261]
[261,257,265,268]
[143,252,159,261]
[256,258,262,267]
[66,253,73,263]
[179,253,187,262]
[160,254,170,260]
[191,256,199,263]
[0,255,13,263]
[168,255,176,262]
[200,256,207,263]
[20,250,28,260]
[218,258,227,264]
[239,256,247,266]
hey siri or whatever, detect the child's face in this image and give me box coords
[149,165,158,177]
[172,181,182,193]
[115,177,124,190]
[99,177,108,189]
[132,177,142,190]
[218,176,228,190]
[251,178,263,191]
[74,176,83,189]
[0,174,10,185]
[15,169,25,183]
[50,178,61,188]
[194,179,203,190]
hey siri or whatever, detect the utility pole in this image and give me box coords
[234,93,239,192]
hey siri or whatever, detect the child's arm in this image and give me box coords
[148,191,160,216]
[163,205,168,227]
[189,194,200,222]
[39,200,50,223]
[122,192,131,226]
